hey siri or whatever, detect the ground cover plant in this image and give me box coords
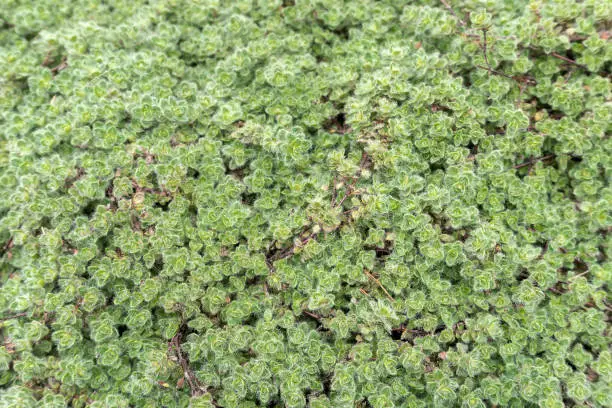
[0,0,610,407]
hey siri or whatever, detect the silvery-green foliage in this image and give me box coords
[0,0,610,407]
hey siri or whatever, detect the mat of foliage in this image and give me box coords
[0,0,610,407]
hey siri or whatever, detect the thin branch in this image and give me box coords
[343,207,358,215]
[515,83,526,107]
[568,270,590,281]
[269,230,319,264]
[50,56,68,75]
[356,150,372,177]
[131,178,171,197]
[265,152,370,272]
[527,45,587,69]
[475,64,517,81]
[265,239,277,254]
[1,238,12,251]
[547,287,564,295]
[513,154,556,169]
[330,177,338,206]
[335,189,357,209]
[41,51,53,67]
[0,312,28,322]
[64,167,86,189]
[482,29,492,71]
[303,310,322,320]
[550,52,587,69]
[364,270,395,302]
[1,238,13,258]
[167,320,207,398]
[440,0,466,27]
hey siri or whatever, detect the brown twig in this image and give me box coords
[475,64,517,81]
[482,29,492,71]
[364,270,395,302]
[64,167,85,189]
[440,0,466,27]
[131,178,171,197]
[0,312,28,322]
[335,189,357,209]
[547,287,564,295]
[265,152,371,272]
[1,238,13,253]
[303,310,322,320]
[526,45,587,69]
[168,324,207,397]
[568,271,590,281]
[550,52,587,69]
[50,56,68,75]
[41,51,53,67]
[513,154,556,169]
[133,150,156,164]
[515,83,527,107]
[266,239,278,254]
[343,207,358,215]
[330,177,338,206]
[355,150,372,178]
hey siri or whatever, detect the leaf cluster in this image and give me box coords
[0,1,610,407]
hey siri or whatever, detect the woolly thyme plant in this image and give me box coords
[0,0,610,407]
